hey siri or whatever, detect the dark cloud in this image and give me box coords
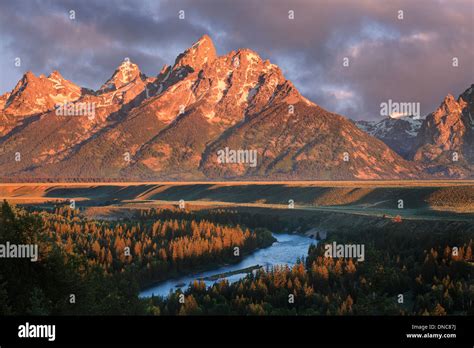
[0,0,472,120]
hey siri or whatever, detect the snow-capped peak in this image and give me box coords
[100,59,143,91]
[356,114,423,138]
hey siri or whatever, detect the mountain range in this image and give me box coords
[0,35,472,181]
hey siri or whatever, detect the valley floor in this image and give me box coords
[1,181,473,221]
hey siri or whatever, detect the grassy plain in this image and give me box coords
[0,181,473,222]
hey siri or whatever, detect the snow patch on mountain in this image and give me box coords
[354,115,423,159]
[356,115,422,138]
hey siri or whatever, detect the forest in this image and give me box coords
[0,200,473,316]
[151,226,473,315]
[0,201,274,314]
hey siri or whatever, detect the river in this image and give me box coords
[139,232,317,298]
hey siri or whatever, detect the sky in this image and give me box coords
[0,0,472,120]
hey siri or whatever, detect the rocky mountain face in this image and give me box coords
[0,59,154,176]
[411,86,474,177]
[354,86,474,178]
[0,35,471,181]
[354,115,422,159]
[0,71,83,137]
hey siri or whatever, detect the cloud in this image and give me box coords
[400,32,437,44]
[0,0,472,120]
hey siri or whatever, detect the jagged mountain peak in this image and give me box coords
[195,34,214,47]
[354,85,473,176]
[441,93,460,108]
[22,70,38,80]
[444,93,455,101]
[233,48,261,62]
[432,93,465,120]
[48,70,65,80]
[9,71,38,93]
[173,34,217,72]
[13,70,68,88]
[412,89,469,169]
[118,58,140,72]
[46,71,82,93]
[100,59,144,91]
[0,35,472,180]
[3,68,82,117]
